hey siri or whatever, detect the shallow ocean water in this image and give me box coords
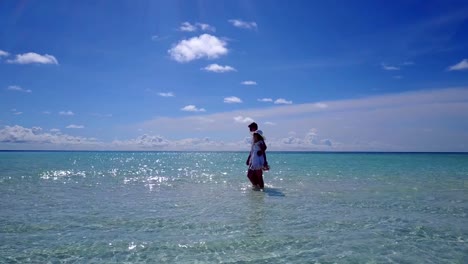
[0,151,467,263]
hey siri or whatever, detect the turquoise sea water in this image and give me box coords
[0,151,467,263]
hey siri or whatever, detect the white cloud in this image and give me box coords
[179,22,197,32]
[168,34,228,63]
[13,111,23,115]
[50,128,61,133]
[202,63,236,73]
[381,63,400,71]
[179,22,215,32]
[264,121,276,126]
[197,23,216,32]
[274,98,293,104]
[7,52,58,65]
[228,19,258,30]
[181,105,206,112]
[258,98,273,102]
[0,50,9,57]
[158,92,175,97]
[7,85,32,93]
[241,80,257,85]
[224,96,242,103]
[234,116,254,124]
[66,124,84,129]
[448,59,468,71]
[59,111,74,116]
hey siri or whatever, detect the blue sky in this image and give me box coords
[1,0,468,151]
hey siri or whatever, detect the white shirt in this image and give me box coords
[249,141,265,170]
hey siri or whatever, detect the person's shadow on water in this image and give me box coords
[262,187,286,197]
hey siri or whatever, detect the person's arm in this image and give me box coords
[257,141,266,156]
[261,140,269,167]
[246,153,251,165]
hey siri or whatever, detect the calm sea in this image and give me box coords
[1,151,467,263]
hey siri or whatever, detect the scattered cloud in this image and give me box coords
[0,50,9,57]
[241,80,257,85]
[179,22,197,32]
[7,85,32,93]
[59,111,74,116]
[66,124,84,129]
[448,59,468,71]
[202,63,236,73]
[264,121,276,126]
[258,98,273,102]
[7,52,58,65]
[168,34,228,63]
[224,96,242,104]
[381,63,400,71]
[158,92,175,97]
[13,111,23,115]
[181,105,206,112]
[179,22,215,32]
[234,116,254,123]
[274,98,293,104]
[228,19,258,30]
[50,128,61,133]
[197,23,216,32]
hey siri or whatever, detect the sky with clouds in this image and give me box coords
[1,0,468,151]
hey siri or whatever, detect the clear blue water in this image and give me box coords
[1,151,467,263]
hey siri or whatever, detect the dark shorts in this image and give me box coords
[247,169,264,189]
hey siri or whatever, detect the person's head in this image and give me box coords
[248,122,258,132]
[253,130,264,142]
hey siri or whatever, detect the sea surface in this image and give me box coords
[0,151,467,263]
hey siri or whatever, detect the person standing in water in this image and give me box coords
[247,122,269,171]
[246,129,268,190]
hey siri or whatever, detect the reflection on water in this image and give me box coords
[247,190,266,237]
